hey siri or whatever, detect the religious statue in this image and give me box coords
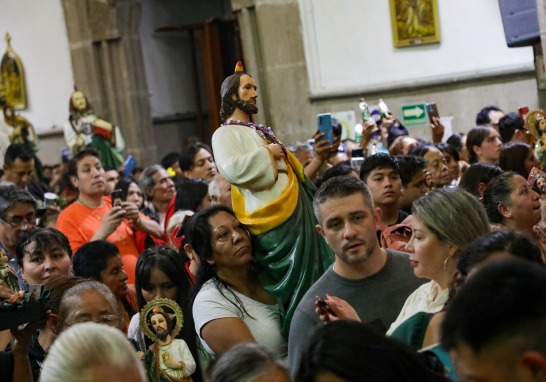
[140,299,196,382]
[1,33,26,109]
[0,249,24,304]
[63,88,125,169]
[212,62,334,336]
[525,110,546,169]
[0,82,46,180]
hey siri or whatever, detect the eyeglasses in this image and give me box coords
[65,315,119,329]
[0,214,37,229]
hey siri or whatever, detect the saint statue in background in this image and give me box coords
[63,89,125,169]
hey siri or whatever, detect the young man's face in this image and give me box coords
[3,158,35,189]
[449,341,546,382]
[398,170,427,211]
[71,155,105,196]
[316,193,381,265]
[365,167,402,208]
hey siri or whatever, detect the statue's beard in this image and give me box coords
[155,327,169,340]
[236,95,258,115]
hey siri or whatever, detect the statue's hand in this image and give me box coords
[164,359,183,370]
[267,144,284,160]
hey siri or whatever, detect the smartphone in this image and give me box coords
[426,103,440,124]
[316,295,337,317]
[121,155,138,177]
[111,189,123,207]
[317,113,333,146]
[352,148,364,158]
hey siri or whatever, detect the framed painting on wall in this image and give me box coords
[389,0,441,48]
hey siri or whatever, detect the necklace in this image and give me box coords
[223,120,290,161]
[78,199,126,245]
[158,337,173,348]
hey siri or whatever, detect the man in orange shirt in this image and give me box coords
[56,149,162,283]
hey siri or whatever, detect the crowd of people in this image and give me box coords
[1,101,546,382]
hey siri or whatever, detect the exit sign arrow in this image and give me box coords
[403,106,425,118]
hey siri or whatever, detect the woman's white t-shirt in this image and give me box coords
[192,279,287,357]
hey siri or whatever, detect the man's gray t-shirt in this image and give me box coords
[287,249,426,372]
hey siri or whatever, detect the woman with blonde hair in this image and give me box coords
[386,187,490,334]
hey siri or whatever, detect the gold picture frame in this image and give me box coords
[1,33,27,110]
[389,0,441,48]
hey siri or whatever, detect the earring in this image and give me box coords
[53,329,58,334]
[444,255,453,271]
[508,214,512,217]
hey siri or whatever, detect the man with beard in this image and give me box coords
[287,176,425,374]
[142,307,196,382]
[63,89,125,169]
[212,62,334,337]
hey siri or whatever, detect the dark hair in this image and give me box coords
[68,148,101,178]
[359,153,399,183]
[296,320,445,382]
[446,133,464,152]
[406,144,434,158]
[115,177,143,209]
[189,205,257,319]
[0,184,36,220]
[102,165,115,173]
[458,163,503,197]
[435,142,460,162]
[220,72,252,122]
[476,106,503,125]
[179,143,213,173]
[482,171,518,224]
[134,246,201,380]
[498,112,524,143]
[161,152,181,171]
[5,144,33,166]
[43,275,87,315]
[331,118,342,137]
[16,228,72,268]
[457,230,544,278]
[320,164,357,185]
[174,178,209,213]
[441,259,546,355]
[73,241,120,281]
[313,176,373,225]
[499,141,533,178]
[397,156,426,188]
[387,125,410,150]
[466,126,495,164]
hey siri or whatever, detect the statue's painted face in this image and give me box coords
[0,251,7,265]
[71,91,87,112]
[232,75,258,115]
[151,312,169,339]
[539,118,546,135]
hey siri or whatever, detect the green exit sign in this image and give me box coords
[401,104,427,126]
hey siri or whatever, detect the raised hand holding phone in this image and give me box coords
[317,113,333,146]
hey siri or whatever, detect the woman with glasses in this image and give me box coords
[55,281,121,334]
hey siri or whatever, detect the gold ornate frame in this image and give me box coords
[1,33,26,109]
[140,299,184,342]
[389,0,441,48]
[525,109,546,139]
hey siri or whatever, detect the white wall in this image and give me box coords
[0,0,73,133]
[300,0,535,94]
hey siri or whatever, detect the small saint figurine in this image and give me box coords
[0,249,23,304]
[140,299,196,382]
[63,88,125,169]
[212,62,334,335]
[526,110,546,169]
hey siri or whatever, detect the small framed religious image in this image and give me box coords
[389,0,441,48]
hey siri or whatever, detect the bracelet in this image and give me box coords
[96,231,104,240]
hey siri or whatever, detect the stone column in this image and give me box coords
[232,0,313,144]
[61,0,157,165]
